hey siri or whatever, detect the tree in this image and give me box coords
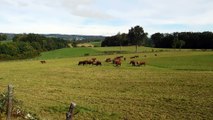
[115,32,127,51]
[0,34,7,41]
[172,38,185,50]
[128,25,147,52]
[179,40,185,49]
[151,33,164,48]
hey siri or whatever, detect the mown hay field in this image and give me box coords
[0,47,213,120]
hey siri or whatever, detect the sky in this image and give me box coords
[0,0,213,36]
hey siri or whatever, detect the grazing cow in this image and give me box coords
[93,61,102,66]
[91,58,96,62]
[137,61,146,66]
[117,56,124,59]
[86,60,93,65]
[124,57,126,61]
[114,59,121,66]
[113,56,122,64]
[154,54,157,56]
[78,60,88,65]
[129,60,137,66]
[113,56,123,61]
[130,55,139,59]
[105,58,112,62]
[40,60,46,64]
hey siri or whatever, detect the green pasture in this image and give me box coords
[36,48,101,60]
[0,47,213,119]
[35,46,197,60]
[90,42,101,47]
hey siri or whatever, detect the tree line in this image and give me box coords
[102,26,148,52]
[101,26,213,49]
[151,32,213,49]
[0,33,69,60]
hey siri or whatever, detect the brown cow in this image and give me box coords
[115,56,124,59]
[92,61,102,66]
[40,60,46,64]
[130,55,139,59]
[137,61,146,66]
[91,58,97,62]
[113,57,121,64]
[114,59,121,66]
[87,60,93,65]
[78,60,88,65]
[105,58,112,62]
[129,60,137,66]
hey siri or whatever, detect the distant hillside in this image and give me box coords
[1,33,105,41]
[44,34,105,41]
[3,33,16,40]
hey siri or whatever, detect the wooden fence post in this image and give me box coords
[66,102,76,120]
[6,85,13,120]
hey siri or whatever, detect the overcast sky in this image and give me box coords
[0,0,213,36]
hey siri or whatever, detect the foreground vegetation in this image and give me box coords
[0,47,212,119]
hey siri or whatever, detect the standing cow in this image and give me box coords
[78,60,88,65]
[129,60,137,66]
[92,61,102,66]
[137,61,146,66]
[114,59,121,66]
[40,60,46,64]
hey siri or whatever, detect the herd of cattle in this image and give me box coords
[40,54,159,66]
[78,55,146,67]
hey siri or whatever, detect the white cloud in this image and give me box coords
[61,0,113,19]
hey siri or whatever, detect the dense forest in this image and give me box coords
[0,33,69,60]
[101,26,213,49]
[151,32,213,49]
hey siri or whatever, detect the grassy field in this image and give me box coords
[0,47,213,120]
[36,47,101,60]
[35,46,196,60]
[90,42,102,47]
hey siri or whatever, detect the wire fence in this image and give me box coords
[0,85,76,120]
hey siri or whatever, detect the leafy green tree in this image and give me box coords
[115,32,127,51]
[151,33,164,48]
[128,25,147,52]
[17,42,39,58]
[31,42,42,51]
[0,34,7,41]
